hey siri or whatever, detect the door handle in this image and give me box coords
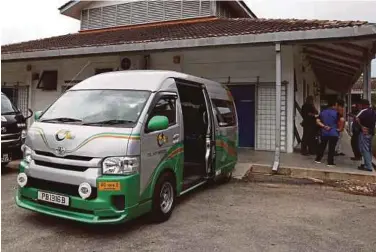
[173,134,180,143]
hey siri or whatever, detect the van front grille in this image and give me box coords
[27,177,97,199]
[34,150,93,161]
[34,160,88,172]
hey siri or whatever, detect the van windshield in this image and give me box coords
[40,90,150,126]
[1,94,18,115]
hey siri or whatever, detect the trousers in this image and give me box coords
[316,136,338,165]
[351,132,361,158]
[359,133,373,171]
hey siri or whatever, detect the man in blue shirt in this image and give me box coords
[315,99,341,166]
[356,99,376,172]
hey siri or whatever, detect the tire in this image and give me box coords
[222,171,232,183]
[211,170,232,185]
[151,171,176,223]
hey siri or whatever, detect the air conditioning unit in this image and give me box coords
[119,55,150,70]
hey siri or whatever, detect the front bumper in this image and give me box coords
[1,140,22,163]
[16,162,150,224]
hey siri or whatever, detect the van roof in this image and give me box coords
[70,70,222,92]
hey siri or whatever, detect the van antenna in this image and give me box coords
[68,61,92,86]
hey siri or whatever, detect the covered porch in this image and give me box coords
[235,129,376,182]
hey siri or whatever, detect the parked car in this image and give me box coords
[1,92,32,167]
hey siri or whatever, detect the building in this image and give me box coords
[2,1,376,160]
[351,76,376,100]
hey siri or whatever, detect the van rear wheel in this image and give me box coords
[151,171,176,223]
[211,171,232,184]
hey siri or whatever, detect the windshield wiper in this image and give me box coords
[41,117,83,123]
[83,119,135,126]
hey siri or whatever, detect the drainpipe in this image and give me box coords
[272,43,282,172]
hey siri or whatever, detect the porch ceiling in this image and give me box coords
[303,40,376,93]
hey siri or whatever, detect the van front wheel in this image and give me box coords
[151,172,176,223]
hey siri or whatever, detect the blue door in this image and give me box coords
[229,85,255,147]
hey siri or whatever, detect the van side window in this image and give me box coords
[211,99,236,127]
[149,96,176,126]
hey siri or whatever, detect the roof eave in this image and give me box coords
[238,1,257,18]
[59,1,90,20]
[2,25,376,61]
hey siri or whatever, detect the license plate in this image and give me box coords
[1,153,11,163]
[37,191,69,206]
[98,182,121,191]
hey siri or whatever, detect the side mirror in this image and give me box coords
[34,111,43,121]
[25,108,34,120]
[147,116,169,132]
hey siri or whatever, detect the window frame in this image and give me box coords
[144,92,178,133]
[37,70,58,91]
[211,98,236,127]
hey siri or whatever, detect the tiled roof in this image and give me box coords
[1,18,368,54]
[352,76,376,91]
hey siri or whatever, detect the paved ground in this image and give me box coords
[235,130,376,182]
[2,170,376,252]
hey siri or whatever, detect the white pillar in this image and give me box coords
[282,46,295,153]
[273,43,282,171]
[363,60,372,102]
[347,92,352,133]
[367,61,372,102]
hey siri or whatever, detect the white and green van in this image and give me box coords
[16,70,238,224]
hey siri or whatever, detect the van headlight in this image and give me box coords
[22,145,32,163]
[102,156,139,175]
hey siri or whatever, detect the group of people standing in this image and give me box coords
[300,96,376,172]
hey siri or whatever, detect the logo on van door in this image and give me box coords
[55,130,75,141]
[157,133,168,147]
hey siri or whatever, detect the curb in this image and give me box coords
[236,163,376,184]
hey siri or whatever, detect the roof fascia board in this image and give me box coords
[59,0,79,13]
[2,25,376,61]
[237,1,257,18]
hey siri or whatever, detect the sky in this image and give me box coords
[0,0,375,76]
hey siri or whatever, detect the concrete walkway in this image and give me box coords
[234,130,376,183]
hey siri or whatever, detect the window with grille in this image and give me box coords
[256,85,287,151]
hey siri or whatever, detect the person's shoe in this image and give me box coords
[314,160,321,164]
[351,157,361,161]
[338,152,345,156]
[358,166,373,172]
[327,164,336,167]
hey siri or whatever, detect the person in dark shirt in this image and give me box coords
[315,99,341,166]
[301,96,318,155]
[350,104,362,160]
[356,99,376,172]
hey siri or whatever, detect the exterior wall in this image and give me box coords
[216,1,239,18]
[293,45,321,146]
[1,45,295,152]
[80,0,215,30]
